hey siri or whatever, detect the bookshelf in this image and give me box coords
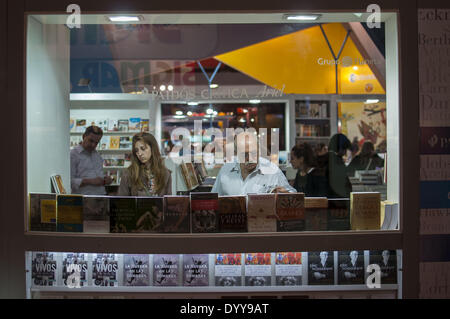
[295,100,331,148]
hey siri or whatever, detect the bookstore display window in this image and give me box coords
[25,13,400,237]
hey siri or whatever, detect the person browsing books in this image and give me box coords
[118,132,172,196]
[211,133,296,196]
[70,126,112,195]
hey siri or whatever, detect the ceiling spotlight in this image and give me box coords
[160,85,166,91]
[106,15,143,22]
[283,14,321,21]
[353,66,358,70]
[175,110,183,116]
[206,108,214,115]
[249,99,261,104]
[243,109,248,113]
[168,85,174,91]
[239,118,246,123]
[188,102,199,106]
[209,84,219,89]
[365,99,379,104]
[187,111,193,116]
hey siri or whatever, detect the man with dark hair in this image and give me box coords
[70,126,112,194]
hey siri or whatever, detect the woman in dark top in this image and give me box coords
[327,133,352,198]
[290,143,328,197]
[348,141,384,176]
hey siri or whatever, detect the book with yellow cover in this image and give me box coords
[350,192,381,230]
[29,193,56,232]
[109,136,120,149]
[56,194,83,232]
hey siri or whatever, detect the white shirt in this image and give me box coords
[70,144,106,195]
[211,157,296,196]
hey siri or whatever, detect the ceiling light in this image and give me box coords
[209,84,219,89]
[160,85,166,91]
[106,15,142,22]
[213,111,218,116]
[239,118,246,123]
[353,66,358,70]
[243,109,248,113]
[168,85,174,91]
[283,14,321,21]
[187,111,193,116]
[249,99,261,104]
[188,102,199,106]
[175,111,183,116]
[365,99,379,104]
[206,108,214,115]
[250,118,255,122]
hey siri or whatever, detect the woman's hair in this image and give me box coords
[291,143,317,168]
[328,133,351,157]
[360,141,375,158]
[128,132,168,195]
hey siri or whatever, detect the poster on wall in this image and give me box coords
[338,102,387,153]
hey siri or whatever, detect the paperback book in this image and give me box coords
[247,194,276,232]
[153,254,179,286]
[163,196,190,233]
[123,254,150,286]
[92,254,119,287]
[275,252,303,286]
[129,118,141,131]
[337,250,365,285]
[308,251,334,285]
[244,253,272,286]
[369,250,397,284]
[109,197,137,233]
[29,193,56,232]
[183,254,209,286]
[190,192,219,233]
[118,119,129,132]
[218,196,247,233]
[62,253,88,287]
[215,253,243,286]
[83,195,110,233]
[275,193,305,231]
[56,194,83,232]
[32,252,57,286]
[350,192,381,230]
[135,197,164,232]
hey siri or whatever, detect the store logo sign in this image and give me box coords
[366,4,381,29]
[66,4,81,29]
[366,264,381,288]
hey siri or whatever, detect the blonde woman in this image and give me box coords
[118,132,172,196]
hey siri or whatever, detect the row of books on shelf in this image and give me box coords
[103,154,131,168]
[29,192,398,234]
[30,250,397,288]
[295,123,330,137]
[70,118,149,133]
[70,136,132,150]
[295,101,329,118]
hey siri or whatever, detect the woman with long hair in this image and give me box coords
[118,132,172,196]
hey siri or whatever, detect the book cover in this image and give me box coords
[118,119,129,132]
[62,253,88,287]
[83,195,110,233]
[95,119,109,132]
[215,253,242,286]
[109,197,137,233]
[163,196,190,233]
[129,117,141,131]
[32,252,57,286]
[183,254,209,286]
[92,254,119,287]
[180,162,199,190]
[135,197,164,232]
[153,254,179,286]
[305,197,328,231]
[327,198,350,231]
[308,251,334,285]
[337,250,365,285]
[369,250,397,284]
[275,252,302,286]
[108,119,119,132]
[247,194,276,232]
[109,136,120,149]
[244,253,272,286]
[99,136,110,150]
[56,194,83,232]
[218,196,247,233]
[275,193,305,231]
[29,193,56,232]
[350,192,381,230]
[119,136,132,150]
[190,192,219,233]
[141,119,149,132]
[123,254,150,286]
[76,119,86,132]
[69,118,76,132]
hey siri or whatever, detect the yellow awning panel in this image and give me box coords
[215,23,385,95]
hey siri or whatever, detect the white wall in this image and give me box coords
[27,18,70,193]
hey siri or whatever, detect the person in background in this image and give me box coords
[212,133,296,195]
[118,132,172,196]
[70,126,112,195]
[348,141,385,176]
[327,133,353,198]
[290,143,328,197]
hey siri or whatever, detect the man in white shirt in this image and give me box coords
[211,134,296,196]
[70,126,112,195]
